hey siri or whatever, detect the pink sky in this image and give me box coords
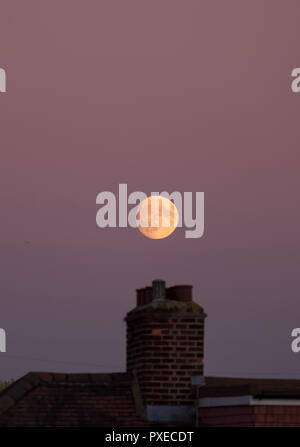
[0,1,300,380]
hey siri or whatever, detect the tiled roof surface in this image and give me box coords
[2,373,300,426]
[0,372,147,427]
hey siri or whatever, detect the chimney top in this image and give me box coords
[136,280,194,307]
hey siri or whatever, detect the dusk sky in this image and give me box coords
[0,1,300,381]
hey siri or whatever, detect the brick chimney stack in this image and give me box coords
[125,280,206,421]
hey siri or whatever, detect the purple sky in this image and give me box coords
[0,1,300,380]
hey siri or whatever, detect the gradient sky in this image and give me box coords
[0,1,300,380]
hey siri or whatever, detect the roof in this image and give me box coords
[202,376,300,399]
[2,373,300,426]
[0,372,147,427]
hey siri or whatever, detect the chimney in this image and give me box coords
[125,280,206,422]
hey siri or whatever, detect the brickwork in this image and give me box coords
[200,406,255,426]
[200,405,300,427]
[254,405,300,427]
[125,296,206,406]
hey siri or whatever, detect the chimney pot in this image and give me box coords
[167,285,192,302]
[136,286,152,306]
[152,279,166,300]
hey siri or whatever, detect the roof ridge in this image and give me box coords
[0,372,42,415]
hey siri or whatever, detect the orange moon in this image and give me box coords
[137,196,179,239]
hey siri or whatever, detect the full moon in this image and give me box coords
[137,196,179,239]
